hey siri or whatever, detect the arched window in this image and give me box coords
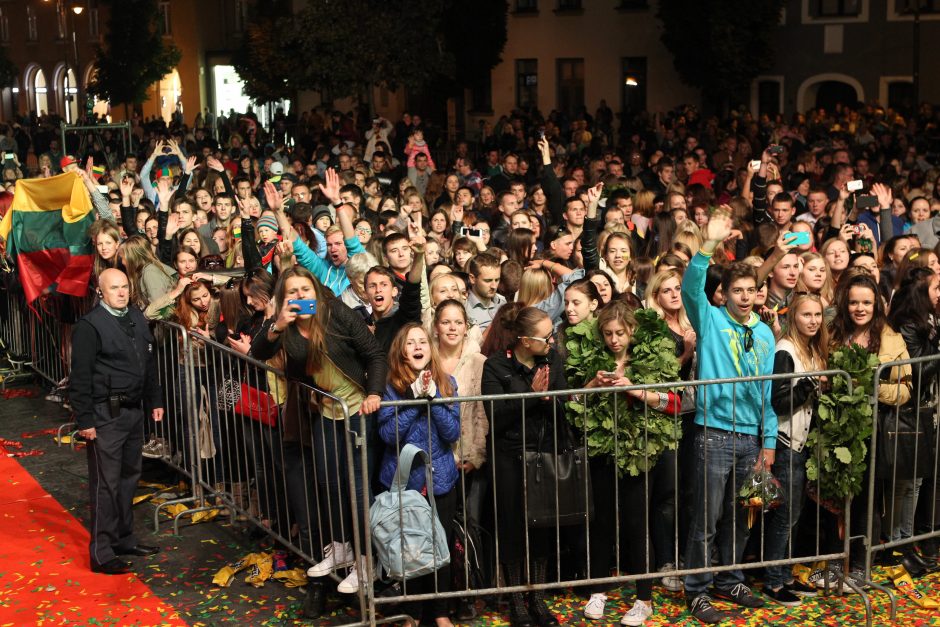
[34,68,48,115]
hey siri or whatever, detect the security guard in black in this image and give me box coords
[69,269,164,574]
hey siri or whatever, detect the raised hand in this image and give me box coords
[236,195,252,220]
[871,182,893,210]
[318,167,341,204]
[184,155,197,175]
[704,205,733,243]
[156,176,174,209]
[263,180,282,212]
[166,212,182,237]
[119,176,134,200]
[206,156,224,172]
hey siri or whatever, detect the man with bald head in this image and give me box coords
[69,269,164,574]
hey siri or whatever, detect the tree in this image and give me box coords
[441,0,508,90]
[231,0,295,104]
[284,0,447,102]
[233,0,508,112]
[87,0,181,119]
[657,0,784,114]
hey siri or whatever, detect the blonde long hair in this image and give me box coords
[118,234,173,306]
[645,269,692,333]
[782,293,828,371]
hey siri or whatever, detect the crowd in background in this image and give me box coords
[1,98,940,626]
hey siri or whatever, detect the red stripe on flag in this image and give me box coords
[15,249,93,303]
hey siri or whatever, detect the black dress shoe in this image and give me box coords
[902,552,927,578]
[116,544,161,557]
[302,581,326,619]
[91,558,132,575]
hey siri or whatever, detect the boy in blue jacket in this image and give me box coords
[680,206,778,624]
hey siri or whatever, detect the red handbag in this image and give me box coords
[233,383,279,427]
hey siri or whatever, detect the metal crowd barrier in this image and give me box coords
[867,354,940,593]
[371,370,896,626]
[6,278,938,627]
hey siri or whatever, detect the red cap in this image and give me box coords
[60,155,78,169]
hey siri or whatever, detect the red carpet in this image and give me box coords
[0,455,186,626]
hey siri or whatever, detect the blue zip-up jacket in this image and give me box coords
[378,379,461,495]
[292,232,365,296]
[681,252,778,449]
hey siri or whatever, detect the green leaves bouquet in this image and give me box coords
[564,309,682,477]
[805,343,879,511]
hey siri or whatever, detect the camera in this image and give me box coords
[847,179,864,192]
[460,227,482,238]
[767,145,784,155]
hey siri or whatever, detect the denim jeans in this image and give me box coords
[683,428,760,598]
[312,413,376,552]
[764,444,808,588]
[887,478,922,543]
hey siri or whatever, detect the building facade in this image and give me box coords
[0,0,252,125]
[754,0,940,117]
[476,0,698,124]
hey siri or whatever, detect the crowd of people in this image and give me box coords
[2,99,940,626]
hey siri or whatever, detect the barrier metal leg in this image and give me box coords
[865,580,897,626]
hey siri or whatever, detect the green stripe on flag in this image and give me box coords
[9,210,94,256]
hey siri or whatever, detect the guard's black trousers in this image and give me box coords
[86,404,144,567]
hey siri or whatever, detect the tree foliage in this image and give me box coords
[657,0,784,106]
[231,0,295,103]
[87,0,181,112]
[234,0,508,104]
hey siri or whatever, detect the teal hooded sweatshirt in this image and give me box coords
[681,251,778,449]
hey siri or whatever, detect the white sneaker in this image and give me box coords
[620,599,653,626]
[659,562,683,592]
[583,593,607,620]
[337,556,374,594]
[306,541,354,577]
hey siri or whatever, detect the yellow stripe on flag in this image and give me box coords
[0,172,94,240]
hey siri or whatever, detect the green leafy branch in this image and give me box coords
[565,310,682,477]
[805,344,878,503]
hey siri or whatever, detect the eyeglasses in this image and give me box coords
[356,227,372,234]
[520,332,555,344]
[741,325,754,352]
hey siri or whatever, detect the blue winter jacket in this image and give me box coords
[378,378,461,495]
[681,251,778,449]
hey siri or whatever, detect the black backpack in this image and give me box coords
[451,515,494,594]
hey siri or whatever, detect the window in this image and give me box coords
[556,58,584,115]
[516,59,538,108]
[887,81,914,115]
[57,1,67,39]
[815,0,860,16]
[470,70,492,113]
[515,0,538,11]
[757,80,782,116]
[234,0,249,32]
[557,0,582,9]
[158,1,171,36]
[621,57,647,115]
[88,6,101,39]
[0,8,9,44]
[895,0,940,13]
[27,5,38,41]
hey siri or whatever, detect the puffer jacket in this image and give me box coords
[378,378,461,495]
[449,339,489,469]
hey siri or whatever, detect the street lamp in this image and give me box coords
[72,5,84,15]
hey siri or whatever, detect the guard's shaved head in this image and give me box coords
[98,268,130,309]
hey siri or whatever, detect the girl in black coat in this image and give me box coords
[481,303,567,627]
[886,267,940,569]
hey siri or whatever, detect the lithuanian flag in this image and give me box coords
[0,172,95,303]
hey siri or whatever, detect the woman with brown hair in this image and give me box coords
[251,266,386,595]
[118,234,177,309]
[378,322,460,626]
